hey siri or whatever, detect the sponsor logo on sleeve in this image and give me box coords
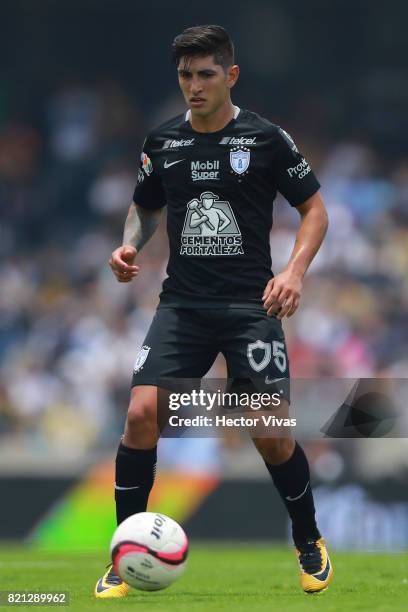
[279,128,299,153]
[137,168,145,184]
[141,152,153,176]
[286,157,311,180]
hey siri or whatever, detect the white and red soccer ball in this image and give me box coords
[110,512,188,591]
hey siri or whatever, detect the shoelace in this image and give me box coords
[297,541,323,575]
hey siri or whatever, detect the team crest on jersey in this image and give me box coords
[230,147,250,176]
[180,191,243,256]
[141,152,153,176]
[133,345,151,373]
[247,340,272,372]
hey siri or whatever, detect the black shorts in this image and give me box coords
[131,306,290,401]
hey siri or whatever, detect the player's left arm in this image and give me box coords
[263,191,328,319]
[263,127,328,319]
[263,190,328,319]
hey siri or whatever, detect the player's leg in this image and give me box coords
[96,385,160,598]
[117,307,217,522]
[221,308,333,593]
[96,307,217,598]
[115,385,160,524]
[253,431,332,593]
[252,422,320,547]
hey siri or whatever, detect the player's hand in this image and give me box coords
[262,269,303,319]
[109,245,139,283]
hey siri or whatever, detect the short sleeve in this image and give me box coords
[132,137,166,210]
[273,127,320,206]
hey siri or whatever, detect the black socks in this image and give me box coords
[264,441,321,546]
[115,439,319,545]
[114,442,157,525]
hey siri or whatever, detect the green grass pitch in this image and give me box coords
[0,545,407,611]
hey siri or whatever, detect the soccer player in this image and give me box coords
[95,25,332,598]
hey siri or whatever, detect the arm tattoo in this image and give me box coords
[122,203,162,251]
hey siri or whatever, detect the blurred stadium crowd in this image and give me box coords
[0,76,407,471]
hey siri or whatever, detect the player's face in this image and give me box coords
[177,55,238,117]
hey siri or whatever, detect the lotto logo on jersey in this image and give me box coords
[287,158,311,180]
[219,136,256,145]
[163,138,195,149]
[191,160,220,181]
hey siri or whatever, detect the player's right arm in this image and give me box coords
[109,138,166,283]
[109,203,163,283]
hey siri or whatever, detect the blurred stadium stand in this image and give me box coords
[0,1,407,548]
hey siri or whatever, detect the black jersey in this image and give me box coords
[133,107,320,307]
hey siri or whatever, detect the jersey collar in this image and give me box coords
[184,105,241,123]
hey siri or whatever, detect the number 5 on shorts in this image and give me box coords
[273,340,287,373]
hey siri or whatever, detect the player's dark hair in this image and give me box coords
[172,25,234,71]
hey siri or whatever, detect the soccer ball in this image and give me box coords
[110,512,188,591]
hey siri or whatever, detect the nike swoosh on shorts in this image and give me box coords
[265,376,286,384]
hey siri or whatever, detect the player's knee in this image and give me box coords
[254,436,295,465]
[126,399,156,435]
